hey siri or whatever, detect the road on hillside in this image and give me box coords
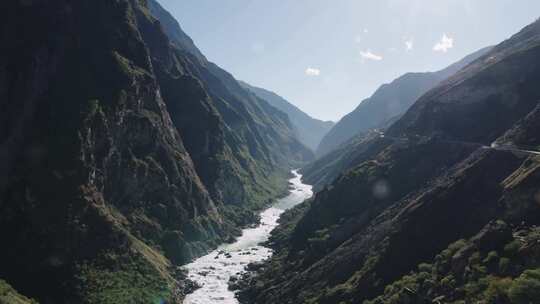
[375,131,540,156]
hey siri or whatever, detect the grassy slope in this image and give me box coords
[0,280,37,304]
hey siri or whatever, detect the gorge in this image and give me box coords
[183,170,312,304]
[1,1,539,304]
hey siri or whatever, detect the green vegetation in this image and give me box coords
[508,269,540,304]
[73,250,171,304]
[112,51,149,78]
[364,226,540,304]
[0,280,38,304]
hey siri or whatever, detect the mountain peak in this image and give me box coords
[316,46,492,157]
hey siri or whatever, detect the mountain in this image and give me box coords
[240,81,334,151]
[148,0,313,209]
[303,47,493,191]
[238,19,540,304]
[316,46,492,157]
[0,0,311,303]
[301,130,384,192]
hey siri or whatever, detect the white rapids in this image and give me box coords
[183,170,313,304]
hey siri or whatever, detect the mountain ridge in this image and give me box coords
[238,18,540,304]
[240,81,334,151]
[316,46,492,157]
[303,46,494,191]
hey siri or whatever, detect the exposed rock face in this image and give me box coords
[240,81,335,151]
[316,46,492,157]
[0,0,311,303]
[238,20,540,304]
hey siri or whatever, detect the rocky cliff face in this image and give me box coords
[316,47,492,157]
[238,20,540,304]
[0,0,311,303]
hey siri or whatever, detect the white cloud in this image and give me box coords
[405,39,414,51]
[359,50,383,61]
[305,67,321,76]
[433,34,454,52]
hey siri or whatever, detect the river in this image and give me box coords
[183,170,313,304]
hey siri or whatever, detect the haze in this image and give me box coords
[157,0,540,121]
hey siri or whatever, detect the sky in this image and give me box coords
[156,0,540,122]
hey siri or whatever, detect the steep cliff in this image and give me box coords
[0,0,311,303]
[148,0,313,209]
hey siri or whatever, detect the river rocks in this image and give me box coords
[246,262,265,272]
[228,270,260,292]
[182,172,313,303]
[169,267,202,302]
[230,262,266,294]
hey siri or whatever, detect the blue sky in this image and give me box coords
[156,0,540,121]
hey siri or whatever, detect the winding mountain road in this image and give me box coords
[375,131,540,156]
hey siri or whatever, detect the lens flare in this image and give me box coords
[373,180,391,200]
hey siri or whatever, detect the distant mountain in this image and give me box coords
[238,19,540,304]
[240,81,334,151]
[316,46,492,157]
[301,131,382,192]
[304,47,492,189]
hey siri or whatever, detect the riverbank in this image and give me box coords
[182,170,313,304]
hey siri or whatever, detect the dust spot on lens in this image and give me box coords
[373,180,391,200]
[48,255,64,268]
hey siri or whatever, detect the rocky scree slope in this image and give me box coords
[316,46,492,157]
[0,0,311,303]
[238,19,540,304]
